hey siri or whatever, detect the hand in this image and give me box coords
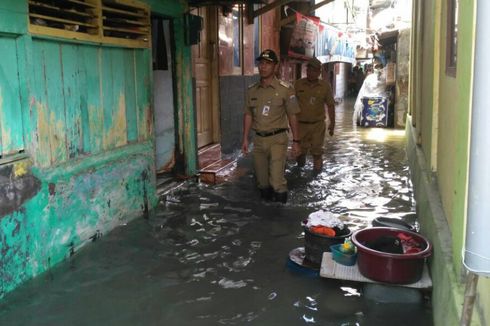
[328,123,335,136]
[241,139,249,155]
[292,142,301,157]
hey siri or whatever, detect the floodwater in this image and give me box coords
[0,99,432,325]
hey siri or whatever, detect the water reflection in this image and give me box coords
[0,99,431,326]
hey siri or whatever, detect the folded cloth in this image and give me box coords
[306,210,345,229]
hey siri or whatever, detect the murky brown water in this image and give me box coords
[0,99,432,325]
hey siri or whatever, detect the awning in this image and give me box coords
[188,0,265,6]
[188,0,329,25]
[376,30,399,46]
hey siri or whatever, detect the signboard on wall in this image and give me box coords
[288,13,320,60]
[316,24,356,64]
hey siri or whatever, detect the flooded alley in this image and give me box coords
[0,99,432,325]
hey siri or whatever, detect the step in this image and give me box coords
[199,158,237,184]
[156,172,185,196]
[198,143,222,169]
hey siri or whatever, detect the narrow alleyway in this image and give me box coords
[0,99,432,325]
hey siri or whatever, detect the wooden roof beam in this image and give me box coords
[279,0,334,26]
[246,0,294,24]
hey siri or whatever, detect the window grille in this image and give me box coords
[28,0,150,48]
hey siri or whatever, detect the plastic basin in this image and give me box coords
[330,244,357,266]
[351,227,432,284]
[372,217,416,232]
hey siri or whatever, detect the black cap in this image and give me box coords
[307,57,322,70]
[256,49,278,63]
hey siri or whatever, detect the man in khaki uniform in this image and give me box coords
[241,49,300,203]
[294,57,335,172]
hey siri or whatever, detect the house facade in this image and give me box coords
[0,0,196,297]
[0,0,282,298]
[407,0,489,324]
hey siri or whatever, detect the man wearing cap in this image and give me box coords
[241,49,300,203]
[294,57,336,172]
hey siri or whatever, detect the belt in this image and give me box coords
[255,128,288,137]
[299,120,322,124]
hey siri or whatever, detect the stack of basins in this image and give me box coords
[303,211,351,267]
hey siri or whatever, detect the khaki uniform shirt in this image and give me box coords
[244,78,300,132]
[294,78,335,122]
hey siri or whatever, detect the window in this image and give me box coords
[101,0,150,47]
[28,0,150,48]
[254,13,260,62]
[219,5,261,76]
[446,0,458,76]
[232,6,241,69]
[252,4,261,74]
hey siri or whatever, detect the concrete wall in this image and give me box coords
[406,120,466,325]
[334,62,349,100]
[408,0,489,324]
[0,0,194,298]
[395,28,410,128]
[219,75,258,154]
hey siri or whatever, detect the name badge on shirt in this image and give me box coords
[310,97,316,104]
[262,105,270,116]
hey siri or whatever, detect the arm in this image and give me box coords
[327,104,335,136]
[325,83,336,136]
[241,112,253,155]
[287,113,300,157]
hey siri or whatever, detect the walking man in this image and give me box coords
[241,49,301,203]
[294,57,336,172]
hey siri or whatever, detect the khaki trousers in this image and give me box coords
[298,120,326,156]
[253,132,288,193]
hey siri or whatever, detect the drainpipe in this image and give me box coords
[464,0,490,277]
[462,0,490,324]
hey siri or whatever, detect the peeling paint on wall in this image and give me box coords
[88,104,104,152]
[0,90,7,149]
[34,101,53,167]
[0,144,155,298]
[141,105,152,140]
[0,89,14,155]
[13,160,29,178]
[103,94,128,149]
[0,35,25,156]
[0,0,190,299]
[33,95,69,165]
[0,159,41,218]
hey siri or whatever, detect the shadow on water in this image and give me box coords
[0,98,432,325]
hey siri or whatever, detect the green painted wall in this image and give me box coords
[26,40,152,167]
[406,123,463,325]
[478,278,490,325]
[0,1,27,34]
[1,145,155,296]
[0,35,24,156]
[448,0,474,276]
[418,0,436,162]
[408,0,489,324]
[0,0,197,298]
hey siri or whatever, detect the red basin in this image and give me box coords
[351,227,432,284]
